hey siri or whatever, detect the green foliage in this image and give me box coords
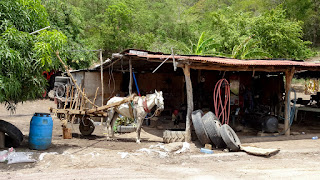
[186,4,313,59]
[169,32,220,55]
[231,35,270,59]
[1,0,320,111]
[251,7,313,59]
[42,0,97,69]
[0,0,67,110]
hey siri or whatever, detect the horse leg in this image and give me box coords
[106,109,115,140]
[110,112,118,138]
[135,116,144,144]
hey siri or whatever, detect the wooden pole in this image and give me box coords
[69,86,74,109]
[56,51,98,108]
[100,50,104,125]
[284,68,295,136]
[92,87,99,107]
[63,86,70,110]
[129,58,133,95]
[183,64,194,142]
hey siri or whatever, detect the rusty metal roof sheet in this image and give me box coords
[124,50,320,67]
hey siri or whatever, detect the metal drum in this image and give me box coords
[261,115,278,133]
[29,113,53,150]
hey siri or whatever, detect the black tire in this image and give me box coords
[191,110,211,145]
[79,118,95,136]
[220,124,241,151]
[202,112,226,148]
[55,84,66,98]
[0,120,23,148]
[163,129,186,143]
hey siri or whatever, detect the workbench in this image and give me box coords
[294,106,320,122]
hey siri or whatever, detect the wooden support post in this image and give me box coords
[100,50,104,125]
[129,58,133,95]
[183,65,194,142]
[0,131,5,148]
[284,68,295,136]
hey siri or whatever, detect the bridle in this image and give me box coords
[144,93,164,119]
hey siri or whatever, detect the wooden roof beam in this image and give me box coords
[188,65,289,72]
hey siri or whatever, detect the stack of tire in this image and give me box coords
[0,120,23,148]
[192,110,241,151]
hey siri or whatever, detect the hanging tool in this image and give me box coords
[132,72,141,96]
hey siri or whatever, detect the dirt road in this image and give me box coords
[1,99,320,179]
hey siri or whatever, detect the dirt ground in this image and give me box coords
[1,98,320,180]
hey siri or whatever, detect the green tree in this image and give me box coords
[42,0,96,69]
[0,0,67,111]
[252,7,313,59]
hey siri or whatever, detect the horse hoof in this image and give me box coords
[106,137,114,141]
[136,139,141,144]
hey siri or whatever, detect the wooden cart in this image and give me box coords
[49,94,135,136]
[50,51,135,137]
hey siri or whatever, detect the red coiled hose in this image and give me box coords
[213,79,230,124]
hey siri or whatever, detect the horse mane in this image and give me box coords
[145,92,157,99]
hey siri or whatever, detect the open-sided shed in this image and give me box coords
[100,49,320,142]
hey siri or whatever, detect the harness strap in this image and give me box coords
[143,98,150,113]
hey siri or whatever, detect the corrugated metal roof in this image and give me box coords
[125,50,320,67]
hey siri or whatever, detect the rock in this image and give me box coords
[164,142,184,152]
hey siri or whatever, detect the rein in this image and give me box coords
[144,108,162,120]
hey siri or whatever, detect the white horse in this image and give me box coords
[105,90,164,143]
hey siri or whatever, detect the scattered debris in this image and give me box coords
[200,148,214,154]
[240,145,280,156]
[39,152,58,161]
[0,148,11,162]
[1,148,36,164]
[117,152,129,159]
[7,152,36,164]
[174,142,190,154]
[137,147,169,158]
[117,142,191,159]
[204,144,212,150]
[149,143,169,152]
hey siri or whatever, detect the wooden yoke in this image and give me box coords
[86,94,136,114]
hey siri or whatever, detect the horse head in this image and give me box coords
[155,90,164,112]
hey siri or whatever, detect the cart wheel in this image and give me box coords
[79,118,95,136]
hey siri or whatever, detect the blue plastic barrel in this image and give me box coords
[29,113,53,150]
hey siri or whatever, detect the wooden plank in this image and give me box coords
[189,65,288,72]
[50,95,135,117]
[92,87,99,108]
[86,94,136,113]
[183,64,193,142]
[50,108,86,115]
[284,68,295,136]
